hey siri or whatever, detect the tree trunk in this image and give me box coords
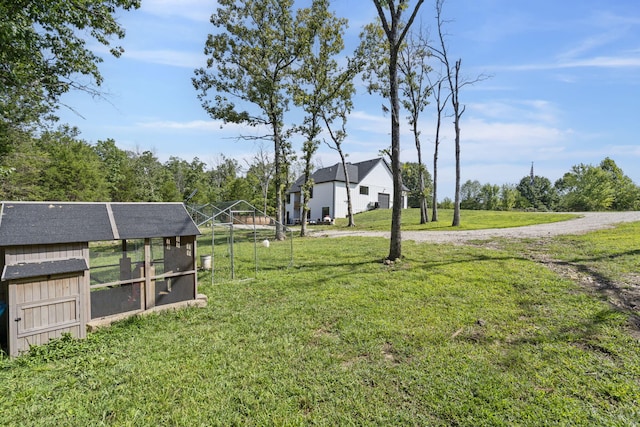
[451,59,462,227]
[300,184,309,237]
[273,120,285,240]
[452,122,461,226]
[413,120,428,224]
[338,149,355,227]
[388,44,402,260]
[431,81,443,222]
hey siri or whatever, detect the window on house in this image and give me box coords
[286,193,290,204]
[309,187,313,198]
[360,186,369,195]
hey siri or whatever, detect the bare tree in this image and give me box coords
[430,0,487,226]
[292,0,350,236]
[428,74,450,222]
[193,0,307,240]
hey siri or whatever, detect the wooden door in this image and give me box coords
[9,273,84,357]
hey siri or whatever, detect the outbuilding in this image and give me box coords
[0,202,204,357]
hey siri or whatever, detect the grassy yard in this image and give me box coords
[1,215,638,426]
[331,208,578,231]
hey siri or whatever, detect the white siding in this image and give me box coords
[286,158,407,223]
[308,182,334,221]
[285,192,300,224]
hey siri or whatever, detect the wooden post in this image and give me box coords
[144,238,155,309]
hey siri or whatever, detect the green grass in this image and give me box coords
[546,221,640,283]
[1,217,639,426]
[331,208,578,231]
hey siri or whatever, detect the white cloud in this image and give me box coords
[496,55,640,72]
[466,99,561,125]
[134,119,273,139]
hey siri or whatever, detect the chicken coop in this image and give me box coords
[0,202,205,357]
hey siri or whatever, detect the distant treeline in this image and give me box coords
[1,127,638,212]
[0,126,276,213]
[433,157,640,212]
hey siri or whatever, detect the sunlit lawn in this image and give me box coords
[331,208,578,231]
[0,215,638,426]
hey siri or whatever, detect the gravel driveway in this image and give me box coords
[315,211,640,244]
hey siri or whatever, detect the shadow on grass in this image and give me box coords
[543,249,640,333]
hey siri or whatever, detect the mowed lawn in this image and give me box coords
[1,213,638,426]
[332,208,579,231]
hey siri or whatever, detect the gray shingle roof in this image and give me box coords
[288,158,388,192]
[111,203,200,239]
[0,202,200,246]
[1,258,88,281]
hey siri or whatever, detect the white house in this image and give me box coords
[285,158,407,224]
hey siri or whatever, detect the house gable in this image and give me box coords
[285,158,401,222]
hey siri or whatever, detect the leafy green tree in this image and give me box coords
[194,0,308,240]
[245,145,275,216]
[370,0,425,260]
[94,138,136,201]
[0,130,48,200]
[460,179,482,210]
[402,162,432,208]
[480,183,500,211]
[0,0,140,132]
[292,0,351,235]
[439,197,454,209]
[556,163,615,211]
[206,155,243,203]
[499,183,518,211]
[38,126,109,201]
[399,28,432,223]
[130,150,179,202]
[517,175,558,211]
[322,91,357,226]
[165,156,209,204]
[599,157,640,210]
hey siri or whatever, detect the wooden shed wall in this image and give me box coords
[4,243,86,264]
[4,243,89,357]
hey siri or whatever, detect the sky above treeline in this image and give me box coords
[58,0,640,200]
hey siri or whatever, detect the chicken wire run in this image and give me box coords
[187,201,293,284]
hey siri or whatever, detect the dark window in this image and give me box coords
[360,186,369,195]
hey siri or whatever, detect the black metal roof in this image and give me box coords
[0,202,200,246]
[1,258,88,281]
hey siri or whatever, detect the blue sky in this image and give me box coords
[58,0,640,200]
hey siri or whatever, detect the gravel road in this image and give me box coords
[315,212,640,244]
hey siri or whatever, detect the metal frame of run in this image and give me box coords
[186,200,293,284]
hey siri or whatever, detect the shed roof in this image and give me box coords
[0,202,200,246]
[1,258,88,281]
